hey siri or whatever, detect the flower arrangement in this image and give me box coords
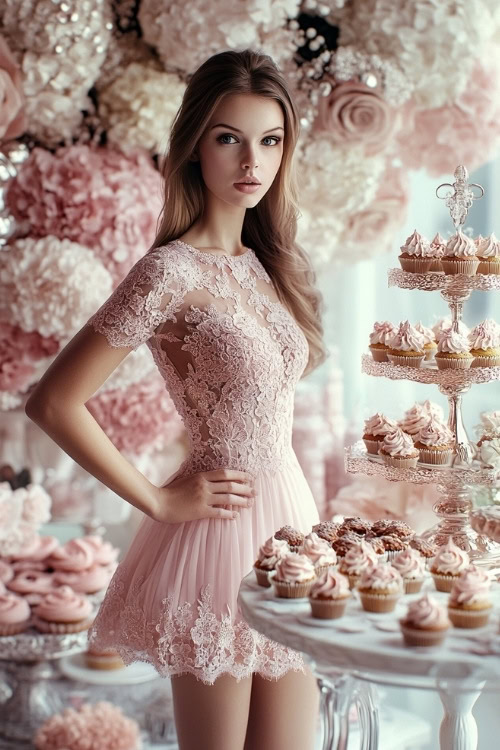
[0,480,51,557]
[0,35,26,142]
[34,701,142,750]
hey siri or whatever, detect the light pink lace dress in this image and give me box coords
[86,239,320,684]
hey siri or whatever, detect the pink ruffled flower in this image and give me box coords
[22,484,52,526]
[34,701,141,750]
[0,35,27,141]
[6,144,163,283]
[315,80,397,155]
[397,55,500,176]
[0,322,59,394]
[87,374,184,456]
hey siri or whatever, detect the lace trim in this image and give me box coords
[88,577,305,685]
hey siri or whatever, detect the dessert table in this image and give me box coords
[238,572,500,750]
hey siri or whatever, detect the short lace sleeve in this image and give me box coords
[87,247,182,350]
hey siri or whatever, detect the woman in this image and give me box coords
[26,48,327,750]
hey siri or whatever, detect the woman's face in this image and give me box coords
[196,93,285,209]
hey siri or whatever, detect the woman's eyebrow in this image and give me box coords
[210,123,284,133]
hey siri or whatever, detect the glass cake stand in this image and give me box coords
[0,628,89,743]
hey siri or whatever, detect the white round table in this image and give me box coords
[238,572,500,750]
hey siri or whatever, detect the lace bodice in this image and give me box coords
[87,239,309,477]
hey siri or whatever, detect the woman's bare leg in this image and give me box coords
[244,664,320,750]
[171,672,253,750]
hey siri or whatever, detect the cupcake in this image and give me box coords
[399,400,443,438]
[435,328,473,370]
[7,570,55,598]
[476,233,500,275]
[82,535,120,566]
[311,520,341,544]
[429,233,446,272]
[398,230,433,273]
[378,534,409,561]
[274,526,304,552]
[468,320,500,368]
[386,321,426,368]
[299,532,337,576]
[338,517,372,537]
[32,586,94,634]
[414,322,437,361]
[400,594,451,647]
[414,416,454,466]
[478,438,500,470]
[331,532,364,560]
[448,565,493,629]
[271,553,316,599]
[85,645,126,671]
[47,538,95,571]
[430,538,470,592]
[358,563,403,613]
[0,592,31,635]
[52,564,112,595]
[363,413,399,455]
[379,428,419,469]
[392,548,426,594]
[383,520,415,540]
[363,535,387,557]
[253,536,290,587]
[433,318,470,343]
[368,321,397,362]
[441,231,479,276]
[0,561,14,585]
[338,540,378,589]
[409,537,438,567]
[308,568,351,619]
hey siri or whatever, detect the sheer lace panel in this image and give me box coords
[87,240,309,475]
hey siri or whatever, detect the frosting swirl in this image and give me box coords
[468,320,500,351]
[414,322,436,345]
[380,428,416,457]
[359,563,403,592]
[34,585,93,622]
[274,553,316,583]
[479,438,500,469]
[0,592,30,624]
[477,410,500,438]
[299,533,337,566]
[339,540,378,575]
[391,548,425,579]
[369,321,397,346]
[82,535,119,566]
[257,536,290,569]
[53,564,111,594]
[437,329,470,354]
[0,561,13,584]
[433,318,470,341]
[402,594,450,629]
[445,230,477,258]
[400,230,432,258]
[309,568,350,599]
[431,538,469,575]
[388,321,426,353]
[430,233,446,258]
[48,539,95,572]
[476,233,500,258]
[416,416,453,447]
[399,403,431,435]
[364,412,398,436]
[7,571,54,595]
[449,564,491,607]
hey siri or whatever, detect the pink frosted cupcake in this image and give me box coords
[398,230,433,273]
[430,538,469,592]
[338,540,378,589]
[414,322,437,361]
[400,594,451,646]
[391,548,426,594]
[308,568,351,619]
[386,321,426,368]
[0,561,14,585]
[47,538,95,572]
[253,536,290,587]
[32,586,94,634]
[435,328,473,370]
[272,553,316,599]
[299,532,337,576]
[448,565,493,628]
[358,563,403,613]
[476,233,500,275]
[415,416,454,466]
[363,412,399,455]
[369,321,397,362]
[468,320,500,368]
[82,535,119,566]
[433,318,470,343]
[379,428,419,469]
[399,400,443,438]
[0,592,31,635]
[441,231,479,276]
[7,570,55,600]
[429,233,446,272]
[52,564,112,595]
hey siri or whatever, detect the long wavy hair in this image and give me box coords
[151,48,328,377]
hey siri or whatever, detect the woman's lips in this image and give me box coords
[234,183,261,193]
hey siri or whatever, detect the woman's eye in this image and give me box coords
[217,134,237,144]
[262,136,282,146]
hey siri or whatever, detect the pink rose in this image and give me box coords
[0,35,27,142]
[315,80,397,154]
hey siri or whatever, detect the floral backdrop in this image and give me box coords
[1,0,500,521]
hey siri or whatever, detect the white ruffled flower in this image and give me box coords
[99,63,186,153]
[0,391,22,411]
[0,237,112,340]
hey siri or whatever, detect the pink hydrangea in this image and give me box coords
[397,55,500,176]
[87,374,184,456]
[6,144,163,283]
[0,35,27,141]
[0,322,59,395]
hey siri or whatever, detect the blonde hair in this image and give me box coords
[151,48,328,377]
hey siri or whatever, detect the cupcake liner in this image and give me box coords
[363,437,382,455]
[347,573,361,590]
[0,620,30,636]
[253,565,271,588]
[387,353,425,368]
[435,355,473,370]
[309,596,350,620]
[369,345,389,362]
[417,447,453,466]
[400,622,448,647]
[431,572,460,593]
[440,258,479,276]
[359,590,401,613]
[272,577,315,599]
[477,258,500,275]
[471,355,500,368]
[399,256,433,273]
[380,453,419,469]
[448,605,492,629]
[32,616,94,634]
[315,563,336,577]
[403,578,424,595]
[429,260,443,273]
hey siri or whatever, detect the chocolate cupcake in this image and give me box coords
[371,519,393,537]
[384,521,414,540]
[332,532,363,559]
[338,517,372,537]
[379,534,409,561]
[312,521,342,544]
[274,525,304,552]
[364,535,386,556]
[410,537,438,560]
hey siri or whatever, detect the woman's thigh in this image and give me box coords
[171,672,253,750]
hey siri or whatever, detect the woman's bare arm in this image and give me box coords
[25,323,162,519]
